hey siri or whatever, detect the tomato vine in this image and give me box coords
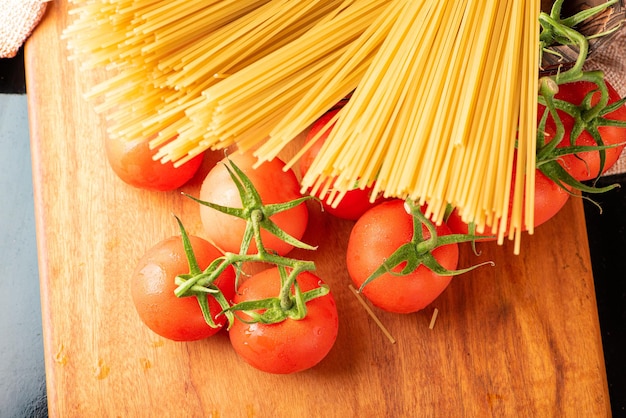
[172,155,327,328]
[357,199,494,293]
[537,0,625,197]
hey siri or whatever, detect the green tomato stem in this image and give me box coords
[535,69,625,188]
[560,0,619,29]
[359,199,494,292]
[277,265,296,311]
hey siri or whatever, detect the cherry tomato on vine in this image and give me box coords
[300,108,385,220]
[540,80,626,181]
[131,235,235,341]
[228,268,339,374]
[199,152,309,256]
[346,199,459,314]
[105,135,204,191]
[446,158,570,238]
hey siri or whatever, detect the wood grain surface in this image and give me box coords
[25,2,611,417]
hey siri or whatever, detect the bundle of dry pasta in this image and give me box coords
[288,0,540,252]
[63,0,358,156]
[64,0,541,253]
[156,0,394,162]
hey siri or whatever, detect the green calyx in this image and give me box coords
[358,199,494,292]
[539,0,621,79]
[536,71,623,195]
[223,265,329,325]
[172,215,235,329]
[536,1,624,196]
[184,157,316,259]
[175,155,328,328]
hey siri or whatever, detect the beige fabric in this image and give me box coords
[585,26,626,175]
[0,0,50,59]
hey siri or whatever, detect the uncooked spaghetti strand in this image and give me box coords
[166,0,347,90]
[521,0,540,236]
[407,0,474,211]
[262,65,369,165]
[357,0,441,198]
[154,0,287,72]
[480,2,519,242]
[266,0,407,155]
[133,0,241,36]
[168,0,390,165]
[168,51,343,159]
[446,2,503,150]
[178,0,390,157]
[116,0,169,17]
[357,0,437,190]
[447,0,510,221]
[144,1,268,58]
[468,2,512,227]
[309,0,430,185]
[209,50,345,147]
[200,0,390,105]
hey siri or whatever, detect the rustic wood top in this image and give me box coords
[25,2,610,416]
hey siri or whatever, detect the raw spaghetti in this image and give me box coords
[64,0,541,253]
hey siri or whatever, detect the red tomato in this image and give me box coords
[346,200,459,314]
[131,235,235,341]
[301,108,385,220]
[315,185,382,222]
[540,80,626,181]
[446,165,570,238]
[105,135,204,191]
[229,268,339,374]
[199,152,309,256]
[300,109,340,177]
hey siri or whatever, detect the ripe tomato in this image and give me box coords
[300,108,385,220]
[228,268,339,374]
[540,80,626,181]
[199,152,309,256]
[446,165,570,238]
[105,135,204,191]
[131,235,235,341]
[346,199,459,314]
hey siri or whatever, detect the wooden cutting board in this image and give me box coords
[25,2,611,416]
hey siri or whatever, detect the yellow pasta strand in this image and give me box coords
[64,0,541,252]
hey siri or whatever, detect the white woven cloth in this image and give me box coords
[0,0,50,59]
[585,25,626,175]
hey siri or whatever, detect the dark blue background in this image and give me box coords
[1,47,48,418]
